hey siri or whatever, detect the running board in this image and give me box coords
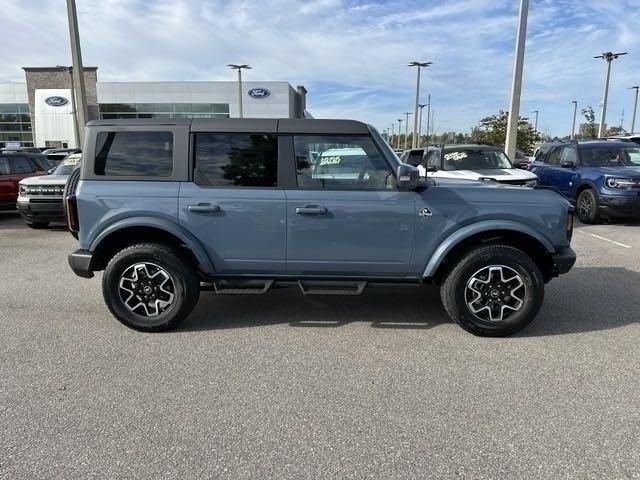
[298,280,367,296]
[212,279,274,295]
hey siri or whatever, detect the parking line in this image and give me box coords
[577,230,632,249]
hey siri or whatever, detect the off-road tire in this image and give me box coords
[576,189,600,224]
[102,243,200,332]
[440,245,544,337]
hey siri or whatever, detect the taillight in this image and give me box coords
[66,195,79,233]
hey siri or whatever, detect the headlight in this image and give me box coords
[524,179,538,187]
[606,177,636,189]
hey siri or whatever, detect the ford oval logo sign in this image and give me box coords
[45,96,69,107]
[247,88,271,99]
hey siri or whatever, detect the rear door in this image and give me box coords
[178,131,286,274]
[0,157,12,205]
[284,134,415,276]
[546,146,579,197]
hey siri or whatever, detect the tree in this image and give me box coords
[470,110,540,154]
[605,126,626,136]
[580,106,598,139]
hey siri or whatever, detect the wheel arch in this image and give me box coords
[424,222,556,284]
[88,217,214,274]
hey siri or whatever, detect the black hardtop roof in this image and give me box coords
[539,139,635,149]
[87,118,371,134]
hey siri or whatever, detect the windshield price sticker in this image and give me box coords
[319,156,342,166]
[444,152,468,161]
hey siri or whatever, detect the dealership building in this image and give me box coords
[0,67,309,149]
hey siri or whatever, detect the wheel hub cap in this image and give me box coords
[465,265,526,322]
[118,262,176,317]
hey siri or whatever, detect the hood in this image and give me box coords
[18,175,69,186]
[587,166,640,177]
[431,168,537,181]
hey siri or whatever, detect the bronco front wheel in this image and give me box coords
[440,245,544,337]
[102,243,200,332]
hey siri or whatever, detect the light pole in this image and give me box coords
[403,112,412,150]
[408,61,432,148]
[391,123,395,148]
[630,86,639,134]
[397,119,403,149]
[571,101,578,140]
[532,110,539,132]
[595,52,627,138]
[418,103,427,147]
[228,64,252,118]
[505,0,529,161]
[56,66,80,147]
[425,94,431,146]
[65,0,89,146]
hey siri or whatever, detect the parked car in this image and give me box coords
[604,135,640,146]
[399,148,425,166]
[42,148,82,167]
[65,118,575,337]
[531,139,640,223]
[17,153,82,228]
[513,149,534,170]
[0,153,49,211]
[414,144,539,186]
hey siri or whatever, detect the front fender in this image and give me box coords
[422,220,555,278]
[89,216,215,274]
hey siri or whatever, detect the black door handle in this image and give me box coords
[295,205,328,215]
[188,203,221,214]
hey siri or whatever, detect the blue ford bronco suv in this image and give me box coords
[65,118,576,336]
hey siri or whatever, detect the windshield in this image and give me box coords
[580,146,640,167]
[52,153,81,175]
[443,149,512,170]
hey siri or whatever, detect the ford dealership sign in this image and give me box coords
[45,96,69,107]
[247,88,271,99]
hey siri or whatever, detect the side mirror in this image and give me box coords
[561,160,576,169]
[397,164,420,191]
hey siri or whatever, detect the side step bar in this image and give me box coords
[212,279,274,295]
[298,280,367,296]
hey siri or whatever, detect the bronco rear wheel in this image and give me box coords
[102,243,200,332]
[440,245,544,337]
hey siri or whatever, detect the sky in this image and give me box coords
[1,0,639,137]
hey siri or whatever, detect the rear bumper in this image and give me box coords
[17,197,65,223]
[597,193,640,219]
[68,249,94,279]
[551,246,576,276]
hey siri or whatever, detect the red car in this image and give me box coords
[0,153,49,211]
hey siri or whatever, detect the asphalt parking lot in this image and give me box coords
[1,211,638,480]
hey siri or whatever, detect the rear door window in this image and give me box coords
[9,156,37,174]
[0,157,9,175]
[193,133,278,188]
[94,131,173,177]
[546,147,562,166]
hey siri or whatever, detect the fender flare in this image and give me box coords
[573,179,599,198]
[89,216,215,273]
[422,220,555,278]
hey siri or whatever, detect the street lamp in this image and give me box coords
[228,64,252,118]
[594,52,627,138]
[403,112,412,150]
[505,0,529,161]
[425,94,431,146]
[570,101,578,140]
[397,118,403,149]
[408,61,432,148]
[418,103,427,147]
[56,65,80,147]
[629,86,639,134]
[390,123,395,148]
[532,110,539,132]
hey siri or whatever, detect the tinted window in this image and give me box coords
[0,158,9,175]
[580,146,640,167]
[10,156,37,174]
[560,147,578,164]
[194,133,277,187]
[294,135,393,190]
[94,131,173,177]
[547,148,562,166]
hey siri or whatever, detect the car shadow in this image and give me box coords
[179,267,639,336]
[0,211,67,231]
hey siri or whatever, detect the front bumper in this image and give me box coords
[551,246,576,276]
[597,193,640,219]
[68,249,95,279]
[17,196,65,223]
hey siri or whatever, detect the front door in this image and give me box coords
[285,134,416,276]
[178,132,286,274]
